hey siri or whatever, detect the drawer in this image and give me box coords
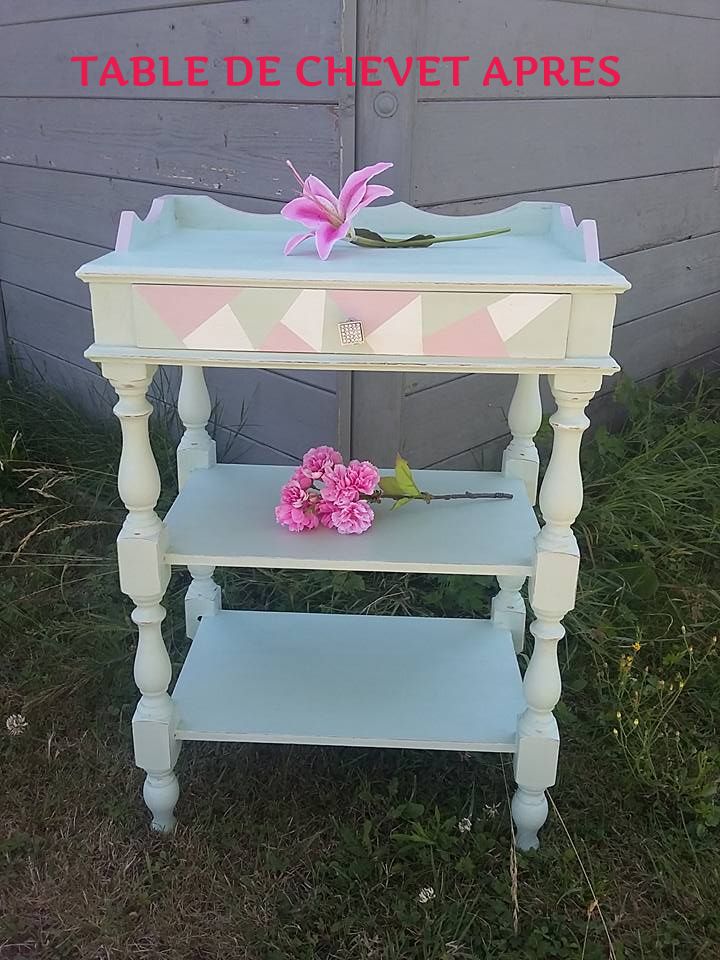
[132,285,571,360]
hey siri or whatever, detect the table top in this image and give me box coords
[77,195,630,294]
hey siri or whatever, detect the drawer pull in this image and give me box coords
[338,318,365,345]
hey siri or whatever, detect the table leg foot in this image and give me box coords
[511,787,547,851]
[144,770,180,833]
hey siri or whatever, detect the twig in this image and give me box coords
[370,490,513,503]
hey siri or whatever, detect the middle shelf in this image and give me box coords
[163,464,539,575]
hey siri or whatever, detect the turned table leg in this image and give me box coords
[491,374,542,653]
[108,362,180,832]
[502,372,542,505]
[177,365,221,639]
[512,372,600,850]
[491,575,527,653]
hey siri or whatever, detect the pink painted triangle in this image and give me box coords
[260,322,315,353]
[328,290,420,335]
[137,285,243,339]
[423,308,509,358]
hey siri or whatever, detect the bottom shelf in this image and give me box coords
[172,610,526,752]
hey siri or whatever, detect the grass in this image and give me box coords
[1,372,719,960]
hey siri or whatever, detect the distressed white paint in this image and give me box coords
[502,373,542,504]
[79,197,627,846]
[110,365,178,832]
[512,372,599,850]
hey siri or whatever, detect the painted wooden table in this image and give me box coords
[78,197,630,849]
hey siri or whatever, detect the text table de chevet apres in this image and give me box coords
[78,197,630,849]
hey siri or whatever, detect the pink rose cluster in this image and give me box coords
[275,446,380,535]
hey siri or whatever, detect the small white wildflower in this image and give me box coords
[6,714,28,737]
[458,817,472,834]
[417,886,435,904]
[484,802,501,819]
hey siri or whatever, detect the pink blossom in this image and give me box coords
[301,445,343,481]
[330,500,375,535]
[317,500,336,529]
[321,460,380,507]
[281,161,394,260]
[279,478,312,509]
[321,464,359,507]
[275,502,319,533]
[345,459,380,496]
[289,468,313,490]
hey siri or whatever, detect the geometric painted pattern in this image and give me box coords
[133,286,571,360]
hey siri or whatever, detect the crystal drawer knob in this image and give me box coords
[338,318,365,345]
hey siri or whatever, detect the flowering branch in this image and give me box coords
[275,449,512,535]
[368,490,513,503]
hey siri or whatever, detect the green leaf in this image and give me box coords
[353,227,386,242]
[378,475,405,497]
[383,233,436,248]
[394,454,420,497]
[390,497,412,510]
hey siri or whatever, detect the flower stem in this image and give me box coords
[370,490,513,504]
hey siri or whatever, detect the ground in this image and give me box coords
[1,373,719,960]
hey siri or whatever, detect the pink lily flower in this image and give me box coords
[281,160,394,260]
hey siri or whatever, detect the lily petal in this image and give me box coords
[339,162,394,218]
[315,221,350,260]
[284,232,313,255]
[353,184,394,212]
[281,196,333,229]
[304,175,340,207]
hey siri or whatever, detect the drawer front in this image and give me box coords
[132,285,571,359]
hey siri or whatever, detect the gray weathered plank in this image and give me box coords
[350,372,404,465]
[10,339,116,417]
[422,0,720,98]
[611,233,720,324]
[412,98,720,204]
[2,283,96,373]
[205,367,338,460]
[0,225,104,307]
[0,165,282,248]
[0,0,235,25]
[555,0,720,20]
[427,169,720,260]
[0,2,341,102]
[402,374,515,468]
[0,99,340,201]
[0,283,10,377]
[609,291,720,384]
[355,0,421,201]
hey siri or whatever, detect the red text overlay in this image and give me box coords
[71,54,621,89]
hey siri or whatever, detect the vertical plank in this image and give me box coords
[0,282,11,378]
[350,0,422,457]
[350,372,405,466]
[355,0,425,199]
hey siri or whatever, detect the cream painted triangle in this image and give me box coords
[279,289,326,352]
[184,304,254,350]
[365,297,423,355]
[488,294,564,342]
